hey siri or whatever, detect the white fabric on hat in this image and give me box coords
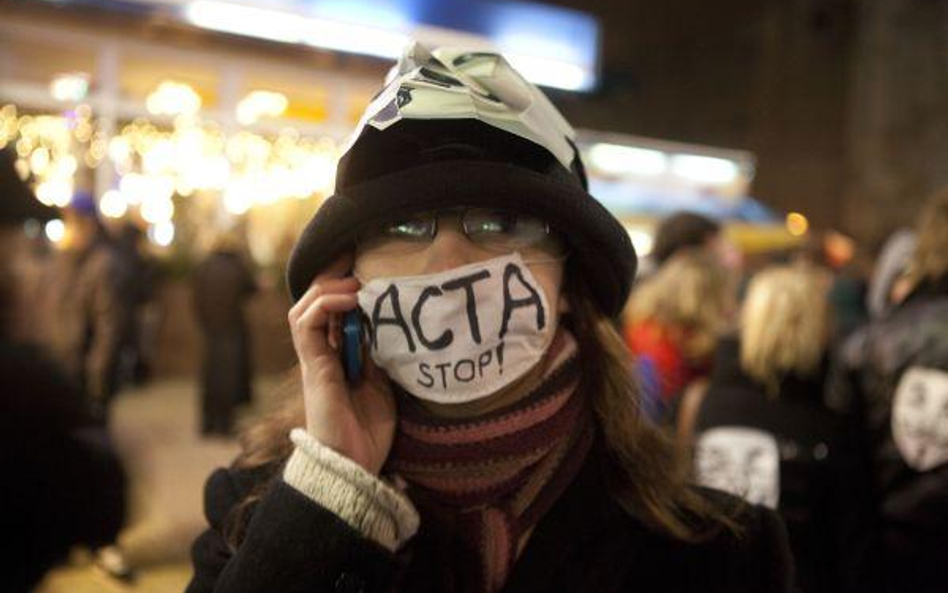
[343,42,577,172]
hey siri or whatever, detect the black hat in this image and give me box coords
[286,45,636,317]
[287,119,636,317]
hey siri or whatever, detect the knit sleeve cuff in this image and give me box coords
[283,428,419,551]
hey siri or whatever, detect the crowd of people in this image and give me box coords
[0,144,257,591]
[3,43,947,593]
[1,150,133,590]
[623,195,948,592]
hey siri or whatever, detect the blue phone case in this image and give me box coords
[341,310,364,385]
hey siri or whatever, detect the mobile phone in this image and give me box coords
[340,309,365,385]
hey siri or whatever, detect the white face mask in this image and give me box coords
[356,252,556,404]
[892,367,948,472]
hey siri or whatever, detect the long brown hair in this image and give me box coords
[223,261,740,547]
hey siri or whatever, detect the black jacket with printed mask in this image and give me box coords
[685,336,873,593]
[830,275,948,593]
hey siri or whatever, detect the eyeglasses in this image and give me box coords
[355,208,567,258]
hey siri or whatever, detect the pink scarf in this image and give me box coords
[387,329,594,593]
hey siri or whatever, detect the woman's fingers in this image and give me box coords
[292,293,359,354]
[289,252,356,316]
[289,276,360,322]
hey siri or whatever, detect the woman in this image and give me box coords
[186,45,792,593]
[623,248,734,417]
[832,188,948,593]
[676,265,871,593]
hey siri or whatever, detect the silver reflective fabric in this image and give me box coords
[343,42,578,171]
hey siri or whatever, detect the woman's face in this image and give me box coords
[354,210,569,327]
[351,209,569,416]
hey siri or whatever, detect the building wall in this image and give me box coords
[842,0,948,246]
[552,0,856,233]
[550,0,948,248]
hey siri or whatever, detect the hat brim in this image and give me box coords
[287,159,636,317]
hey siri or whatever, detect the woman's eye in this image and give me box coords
[471,213,517,234]
[384,219,431,239]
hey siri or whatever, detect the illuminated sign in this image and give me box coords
[70,0,601,91]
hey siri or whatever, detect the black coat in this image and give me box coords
[1,340,127,593]
[691,337,873,593]
[192,250,257,431]
[186,440,794,593]
[830,278,948,593]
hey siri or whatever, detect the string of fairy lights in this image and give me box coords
[0,80,339,253]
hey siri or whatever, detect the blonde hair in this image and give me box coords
[740,265,829,391]
[626,248,734,360]
[907,188,948,288]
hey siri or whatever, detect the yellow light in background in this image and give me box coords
[89,135,107,162]
[99,190,128,219]
[108,136,132,166]
[148,221,175,247]
[56,154,78,177]
[824,230,855,268]
[36,179,73,207]
[16,137,32,157]
[14,159,29,180]
[146,81,202,116]
[141,194,175,224]
[202,156,231,190]
[223,179,253,215]
[303,152,336,196]
[119,173,147,205]
[0,102,341,223]
[29,147,50,175]
[74,122,92,143]
[786,212,809,236]
[45,219,66,243]
[142,138,176,174]
[50,73,90,102]
[236,90,289,125]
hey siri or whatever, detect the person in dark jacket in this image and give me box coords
[192,232,257,436]
[830,188,948,593]
[186,44,794,593]
[0,150,128,592]
[114,221,158,385]
[677,264,872,593]
[41,192,129,424]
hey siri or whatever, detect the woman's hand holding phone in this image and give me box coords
[288,253,396,475]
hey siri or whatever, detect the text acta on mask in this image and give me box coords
[367,262,545,389]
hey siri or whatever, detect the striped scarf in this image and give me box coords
[387,329,595,593]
